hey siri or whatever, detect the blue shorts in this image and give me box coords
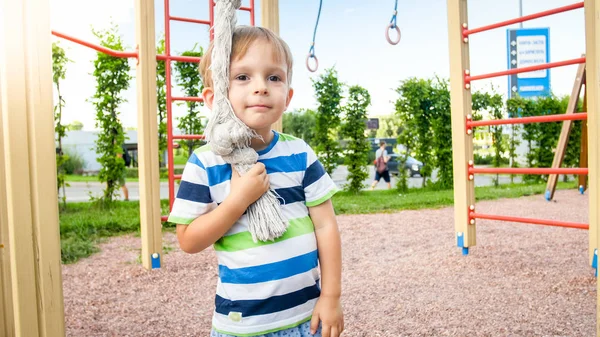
[211,321,321,337]
[375,170,390,183]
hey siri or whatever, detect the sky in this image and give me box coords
[48,0,587,131]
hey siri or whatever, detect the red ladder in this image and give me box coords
[160,0,256,221]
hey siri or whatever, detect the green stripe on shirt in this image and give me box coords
[306,186,339,207]
[214,216,315,252]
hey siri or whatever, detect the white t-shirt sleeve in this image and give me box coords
[167,152,216,225]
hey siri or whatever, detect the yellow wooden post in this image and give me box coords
[261,0,283,132]
[447,0,476,254]
[545,61,586,201]
[584,1,600,334]
[0,71,15,337]
[0,0,65,335]
[585,0,600,270]
[134,0,162,270]
[578,90,588,191]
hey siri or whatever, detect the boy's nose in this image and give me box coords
[254,88,268,95]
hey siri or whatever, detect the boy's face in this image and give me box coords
[203,39,293,137]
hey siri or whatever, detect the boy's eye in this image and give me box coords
[235,75,249,81]
[268,75,281,82]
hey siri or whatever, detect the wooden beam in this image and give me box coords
[0,0,65,335]
[545,59,586,201]
[447,0,476,253]
[261,0,283,133]
[584,1,600,334]
[134,0,163,270]
[585,0,600,268]
[0,61,15,337]
[579,89,589,192]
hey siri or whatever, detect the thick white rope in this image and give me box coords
[205,0,288,242]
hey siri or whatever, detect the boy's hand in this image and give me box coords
[229,163,270,208]
[310,295,344,337]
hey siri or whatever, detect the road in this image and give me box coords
[60,165,547,202]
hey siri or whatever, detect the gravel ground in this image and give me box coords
[62,190,595,337]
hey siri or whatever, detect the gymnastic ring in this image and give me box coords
[386,23,401,45]
[306,54,319,72]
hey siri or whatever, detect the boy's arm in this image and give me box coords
[176,163,269,254]
[176,193,247,253]
[309,199,344,336]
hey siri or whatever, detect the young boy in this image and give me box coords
[167,26,344,337]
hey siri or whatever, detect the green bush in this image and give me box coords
[62,149,86,174]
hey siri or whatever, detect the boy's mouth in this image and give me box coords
[247,104,272,109]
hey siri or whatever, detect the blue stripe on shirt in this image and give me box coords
[188,153,205,169]
[205,153,308,186]
[176,180,212,203]
[303,160,326,188]
[218,250,318,284]
[259,153,307,174]
[215,283,321,317]
[206,163,232,186]
[274,186,305,205]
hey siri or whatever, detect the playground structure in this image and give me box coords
[0,0,599,335]
[448,0,599,273]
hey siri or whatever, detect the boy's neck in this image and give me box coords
[250,129,275,152]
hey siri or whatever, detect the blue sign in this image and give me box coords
[506,28,551,98]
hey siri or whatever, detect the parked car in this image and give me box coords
[386,153,423,177]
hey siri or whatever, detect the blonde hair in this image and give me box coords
[199,25,293,88]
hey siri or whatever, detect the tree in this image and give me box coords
[472,90,505,186]
[312,67,343,174]
[174,44,205,158]
[156,35,168,167]
[90,23,132,205]
[282,108,317,146]
[52,41,72,209]
[67,121,84,130]
[395,78,435,187]
[341,85,371,193]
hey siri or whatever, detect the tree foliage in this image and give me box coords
[341,85,371,193]
[472,90,505,186]
[174,44,205,158]
[90,23,132,205]
[312,67,343,175]
[52,41,72,209]
[156,35,168,167]
[506,95,573,183]
[282,108,317,146]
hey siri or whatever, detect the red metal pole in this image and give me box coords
[467,113,587,128]
[172,96,204,102]
[470,212,589,230]
[469,167,588,175]
[173,135,206,140]
[465,57,585,83]
[157,55,201,63]
[164,0,175,209]
[169,16,211,25]
[51,30,138,58]
[462,2,583,36]
[249,0,255,26]
[209,0,215,41]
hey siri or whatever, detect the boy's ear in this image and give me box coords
[285,88,294,109]
[202,87,215,109]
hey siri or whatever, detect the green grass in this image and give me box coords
[65,174,168,183]
[333,181,575,214]
[59,181,577,264]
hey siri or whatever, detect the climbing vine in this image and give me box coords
[52,41,72,209]
[312,67,343,175]
[90,23,132,205]
[341,85,371,193]
[174,45,205,157]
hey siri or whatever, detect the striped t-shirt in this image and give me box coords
[167,131,339,336]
